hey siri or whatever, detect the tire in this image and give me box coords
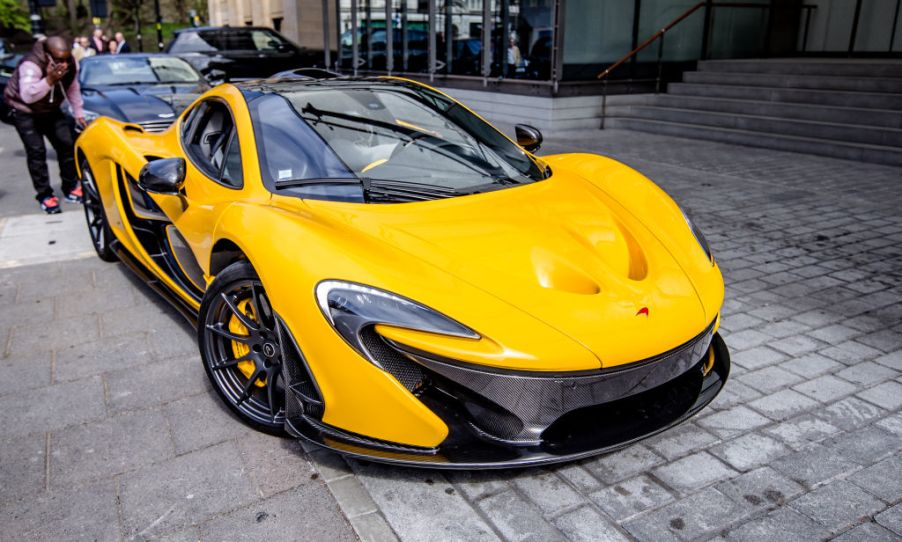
[198,260,287,436]
[80,160,118,262]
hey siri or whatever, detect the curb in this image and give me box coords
[302,441,400,542]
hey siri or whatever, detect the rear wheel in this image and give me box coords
[80,160,117,262]
[198,261,286,435]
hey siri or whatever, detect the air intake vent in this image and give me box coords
[278,318,324,419]
[359,327,425,392]
[138,120,174,133]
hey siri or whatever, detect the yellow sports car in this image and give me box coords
[75,75,729,468]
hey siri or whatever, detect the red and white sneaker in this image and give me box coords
[40,196,62,214]
[64,184,84,204]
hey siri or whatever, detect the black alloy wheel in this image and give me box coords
[199,261,286,435]
[80,160,118,262]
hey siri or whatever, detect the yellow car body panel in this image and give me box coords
[74,77,728,459]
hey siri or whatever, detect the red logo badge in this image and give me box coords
[636,307,649,317]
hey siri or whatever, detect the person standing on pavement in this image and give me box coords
[3,36,87,214]
[114,32,131,54]
[88,28,106,55]
[78,37,95,59]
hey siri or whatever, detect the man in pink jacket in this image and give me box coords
[4,36,87,214]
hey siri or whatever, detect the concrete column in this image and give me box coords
[252,0,272,26]
[230,0,245,25]
[282,0,337,50]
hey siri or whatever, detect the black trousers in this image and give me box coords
[12,110,78,201]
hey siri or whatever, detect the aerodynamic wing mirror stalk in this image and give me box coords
[138,157,186,195]
[515,124,543,153]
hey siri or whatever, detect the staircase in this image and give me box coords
[605,59,902,166]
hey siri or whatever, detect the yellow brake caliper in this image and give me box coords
[229,298,267,387]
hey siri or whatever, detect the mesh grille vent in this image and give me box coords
[359,327,425,392]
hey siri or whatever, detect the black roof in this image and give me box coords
[234,76,412,98]
[80,52,183,61]
[172,26,285,35]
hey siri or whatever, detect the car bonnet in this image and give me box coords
[301,166,712,368]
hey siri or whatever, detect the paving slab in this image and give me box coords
[0,433,46,503]
[198,484,357,542]
[0,479,120,541]
[0,376,106,437]
[352,461,500,541]
[50,407,175,487]
[790,480,885,533]
[589,475,673,522]
[120,441,260,540]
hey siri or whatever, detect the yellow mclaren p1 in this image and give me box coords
[74,75,730,468]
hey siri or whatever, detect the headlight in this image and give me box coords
[316,280,479,366]
[681,208,714,263]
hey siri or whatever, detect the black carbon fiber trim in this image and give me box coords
[359,326,425,392]
[291,333,731,469]
[294,415,438,455]
[278,318,325,420]
[396,322,715,443]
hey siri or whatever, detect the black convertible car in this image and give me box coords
[69,53,209,132]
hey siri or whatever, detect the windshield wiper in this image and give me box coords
[273,177,359,189]
[361,177,467,203]
[274,176,476,203]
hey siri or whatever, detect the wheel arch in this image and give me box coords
[209,237,249,279]
[75,147,87,179]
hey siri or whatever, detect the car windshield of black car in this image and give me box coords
[170,29,290,53]
[81,57,201,86]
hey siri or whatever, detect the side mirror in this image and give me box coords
[139,158,186,195]
[205,68,227,84]
[515,124,543,153]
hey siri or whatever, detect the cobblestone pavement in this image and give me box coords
[1,127,901,541]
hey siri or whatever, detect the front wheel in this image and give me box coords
[198,261,286,436]
[80,160,117,262]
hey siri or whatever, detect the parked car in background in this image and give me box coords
[270,67,342,80]
[67,54,209,133]
[340,27,429,72]
[166,26,324,81]
[0,52,23,124]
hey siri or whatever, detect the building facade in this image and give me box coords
[207,0,902,107]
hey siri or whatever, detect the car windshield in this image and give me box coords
[249,82,548,199]
[81,56,201,86]
[169,29,290,53]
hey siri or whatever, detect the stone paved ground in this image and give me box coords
[1,127,900,541]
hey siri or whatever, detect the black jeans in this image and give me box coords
[12,109,78,202]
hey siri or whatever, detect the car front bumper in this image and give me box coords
[285,323,731,469]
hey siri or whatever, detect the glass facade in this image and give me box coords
[328,0,901,87]
[801,0,902,53]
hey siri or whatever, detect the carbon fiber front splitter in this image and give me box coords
[288,333,731,469]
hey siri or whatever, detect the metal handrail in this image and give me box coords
[597,1,706,81]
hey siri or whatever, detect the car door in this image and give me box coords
[153,98,247,293]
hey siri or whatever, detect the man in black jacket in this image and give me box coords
[114,32,131,54]
[4,37,87,214]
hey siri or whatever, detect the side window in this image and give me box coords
[220,133,243,188]
[180,102,205,141]
[184,100,242,188]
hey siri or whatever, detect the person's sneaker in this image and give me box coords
[64,184,83,203]
[40,196,62,214]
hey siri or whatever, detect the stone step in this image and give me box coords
[648,94,902,129]
[698,58,902,78]
[668,83,902,110]
[604,117,902,167]
[625,106,902,147]
[683,70,902,93]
